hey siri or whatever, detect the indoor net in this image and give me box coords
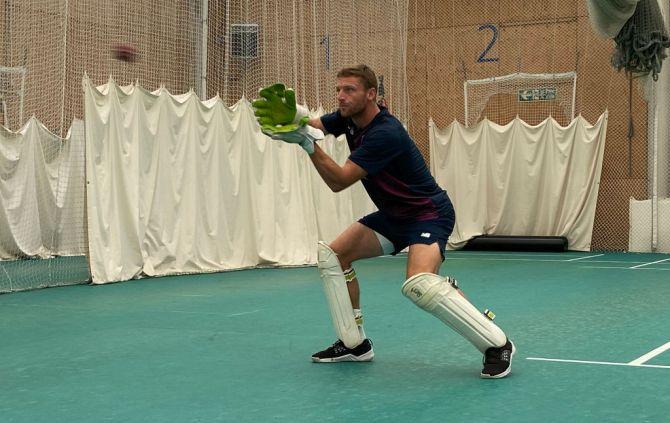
[2,0,670,293]
[0,0,409,293]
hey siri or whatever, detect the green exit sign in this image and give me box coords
[518,87,557,102]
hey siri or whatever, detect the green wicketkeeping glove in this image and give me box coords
[253,83,322,154]
[252,83,308,127]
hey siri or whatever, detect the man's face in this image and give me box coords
[336,76,373,118]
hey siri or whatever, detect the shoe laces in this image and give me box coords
[485,345,510,364]
[331,340,347,353]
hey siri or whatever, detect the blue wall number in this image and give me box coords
[477,24,499,63]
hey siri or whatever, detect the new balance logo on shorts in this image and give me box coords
[421,232,431,238]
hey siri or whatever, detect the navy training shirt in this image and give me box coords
[320,107,451,221]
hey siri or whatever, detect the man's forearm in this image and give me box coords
[309,144,350,192]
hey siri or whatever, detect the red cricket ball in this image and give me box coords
[112,44,138,62]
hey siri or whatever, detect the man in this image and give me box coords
[252,65,515,378]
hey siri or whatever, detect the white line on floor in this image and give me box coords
[379,254,577,259]
[526,357,670,369]
[564,254,604,262]
[167,309,261,317]
[173,294,211,297]
[630,258,670,269]
[378,256,578,263]
[380,256,664,267]
[227,309,261,317]
[580,266,670,271]
[445,258,567,262]
[629,342,670,365]
[448,252,584,258]
[442,257,638,264]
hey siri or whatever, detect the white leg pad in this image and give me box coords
[317,241,364,349]
[402,273,506,352]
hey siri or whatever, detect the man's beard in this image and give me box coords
[339,102,365,118]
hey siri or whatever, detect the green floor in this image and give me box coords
[2,251,669,422]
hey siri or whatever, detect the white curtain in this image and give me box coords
[629,198,670,252]
[83,77,375,284]
[429,113,608,251]
[0,118,86,259]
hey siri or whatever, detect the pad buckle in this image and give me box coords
[446,276,459,289]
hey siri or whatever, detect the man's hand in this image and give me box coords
[260,118,324,155]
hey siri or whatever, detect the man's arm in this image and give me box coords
[309,143,367,192]
[250,86,357,188]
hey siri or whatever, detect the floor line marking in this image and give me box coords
[580,266,670,271]
[172,294,211,297]
[630,258,670,269]
[167,309,261,317]
[442,258,645,264]
[579,266,627,270]
[445,258,567,262]
[379,256,668,267]
[526,357,670,369]
[379,257,577,263]
[227,309,261,317]
[380,252,590,258]
[448,252,586,258]
[629,342,670,365]
[564,254,604,262]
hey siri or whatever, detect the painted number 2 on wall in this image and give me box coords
[477,24,499,63]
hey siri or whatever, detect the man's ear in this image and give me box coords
[367,87,377,101]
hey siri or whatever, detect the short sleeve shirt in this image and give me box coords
[320,107,451,221]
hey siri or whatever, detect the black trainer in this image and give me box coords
[481,339,515,378]
[311,339,374,363]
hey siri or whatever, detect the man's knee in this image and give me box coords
[323,242,351,269]
[337,253,354,270]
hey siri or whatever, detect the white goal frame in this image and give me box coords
[464,71,577,127]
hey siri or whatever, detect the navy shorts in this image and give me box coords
[359,209,455,260]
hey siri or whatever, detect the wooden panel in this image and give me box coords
[498,0,577,23]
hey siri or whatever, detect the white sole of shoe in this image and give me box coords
[311,349,374,363]
[480,341,516,379]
